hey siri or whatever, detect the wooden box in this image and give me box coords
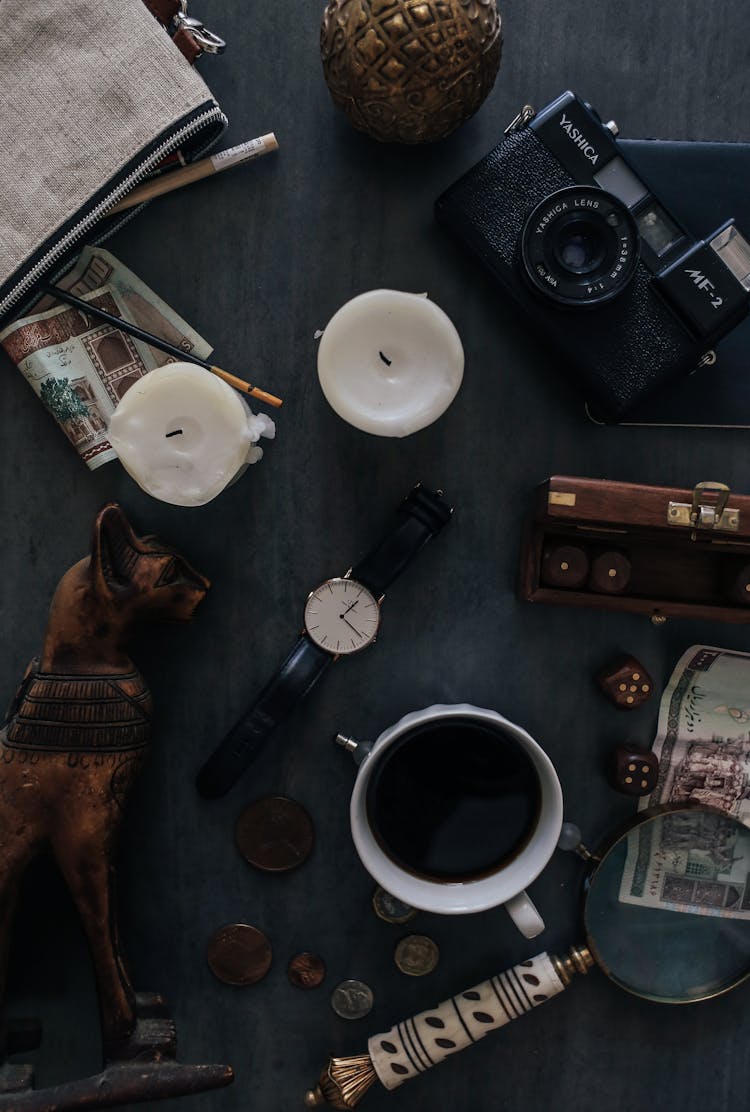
[520,477,750,624]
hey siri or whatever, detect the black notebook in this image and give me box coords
[608,138,750,428]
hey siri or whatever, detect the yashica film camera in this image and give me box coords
[436,91,750,420]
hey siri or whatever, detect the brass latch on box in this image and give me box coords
[667,482,740,535]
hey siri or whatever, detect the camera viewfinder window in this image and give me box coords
[593,157,648,208]
[636,203,683,257]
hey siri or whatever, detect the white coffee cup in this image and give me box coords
[339,704,563,939]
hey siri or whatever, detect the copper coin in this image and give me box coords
[288,952,326,990]
[330,980,374,1020]
[372,886,417,925]
[394,934,439,976]
[207,923,272,986]
[235,795,314,872]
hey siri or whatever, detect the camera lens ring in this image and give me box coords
[520,186,639,307]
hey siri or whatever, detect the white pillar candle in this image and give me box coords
[317,290,464,436]
[107,362,275,507]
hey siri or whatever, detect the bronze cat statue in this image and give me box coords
[0,503,232,1109]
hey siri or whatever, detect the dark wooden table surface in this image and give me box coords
[3,2,750,1110]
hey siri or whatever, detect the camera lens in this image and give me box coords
[520,186,639,306]
[554,218,606,274]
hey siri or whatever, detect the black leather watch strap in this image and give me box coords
[351,484,453,597]
[195,635,332,799]
[196,483,453,799]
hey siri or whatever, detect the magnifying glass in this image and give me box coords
[305,805,750,1108]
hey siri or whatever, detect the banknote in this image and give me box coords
[0,248,212,470]
[618,802,750,920]
[619,645,750,919]
[644,645,750,820]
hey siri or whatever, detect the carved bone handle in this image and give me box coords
[368,952,567,1091]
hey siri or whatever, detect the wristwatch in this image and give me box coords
[195,483,453,798]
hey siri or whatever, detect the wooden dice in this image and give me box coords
[610,746,659,796]
[589,549,631,595]
[597,654,654,709]
[540,542,589,589]
[539,542,633,595]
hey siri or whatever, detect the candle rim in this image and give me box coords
[317,289,464,437]
[108,362,259,506]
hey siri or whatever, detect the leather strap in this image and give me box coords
[196,484,453,799]
[141,0,202,64]
[141,0,180,22]
[351,484,453,597]
[195,636,332,799]
[172,26,203,64]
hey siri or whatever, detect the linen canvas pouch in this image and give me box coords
[0,0,227,328]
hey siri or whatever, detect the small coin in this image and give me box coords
[394,934,439,977]
[207,923,272,986]
[235,795,314,872]
[330,979,374,1020]
[288,952,326,990]
[372,886,417,925]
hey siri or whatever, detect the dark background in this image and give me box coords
[3,1,750,1110]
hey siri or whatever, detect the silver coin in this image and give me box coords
[394,934,439,976]
[330,979,374,1020]
[372,886,417,925]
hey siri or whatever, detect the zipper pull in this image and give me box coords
[504,104,536,135]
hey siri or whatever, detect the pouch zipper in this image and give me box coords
[0,103,226,321]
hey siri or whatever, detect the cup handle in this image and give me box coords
[504,890,545,938]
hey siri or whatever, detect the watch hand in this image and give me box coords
[342,617,362,636]
[340,600,359,618]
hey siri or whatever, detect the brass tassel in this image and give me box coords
[304,1054,378,1109]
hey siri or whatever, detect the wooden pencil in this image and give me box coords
[107,133,279,214]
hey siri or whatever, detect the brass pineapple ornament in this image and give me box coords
[320,0,503,143]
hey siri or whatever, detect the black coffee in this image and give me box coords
[366,718,541,882]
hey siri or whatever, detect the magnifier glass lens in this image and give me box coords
[584,809,750,1003]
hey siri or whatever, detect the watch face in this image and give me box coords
[304,578,380,655]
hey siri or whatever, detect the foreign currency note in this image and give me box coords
[619,645,750,919]
[0,248,212,470]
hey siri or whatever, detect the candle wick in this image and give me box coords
[165,428,184,438]
[378,350,392,367]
